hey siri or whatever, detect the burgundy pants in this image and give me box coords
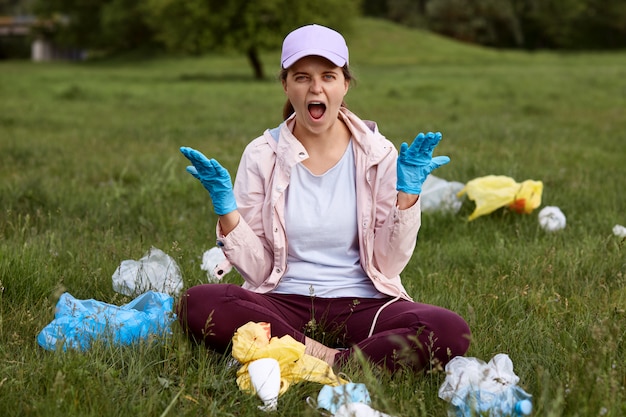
[177,284,470,372]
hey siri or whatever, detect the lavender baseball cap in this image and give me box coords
[281,24,349,69]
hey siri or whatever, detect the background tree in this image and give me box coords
[0,0,32,13]
[34,0,154,53]
[29,0,626,65]
[144,0,361,79]
[32,0,360,78]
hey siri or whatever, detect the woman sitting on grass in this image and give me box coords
[178,24,470,372]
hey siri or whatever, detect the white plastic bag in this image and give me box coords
[112,247,183,297]
[420,175,465,214]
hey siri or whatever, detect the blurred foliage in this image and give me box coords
[4,0,624,64]
[31,0,361,78]
[32,0,156,52]
[143,0,360,79]
[362,0,626,49]
[0,0,34,14]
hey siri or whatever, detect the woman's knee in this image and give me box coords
[176,284,233,336]
[402,306,471,363]
[433,312,471,361]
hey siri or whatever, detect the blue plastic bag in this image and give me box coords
[37,291,175,351]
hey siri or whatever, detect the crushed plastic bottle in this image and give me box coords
[439,354,533,417]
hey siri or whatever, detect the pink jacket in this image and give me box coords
[216,107,420,300]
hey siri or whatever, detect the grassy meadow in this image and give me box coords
[1,17,625,416]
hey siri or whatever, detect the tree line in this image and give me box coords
[1,0,624,71]
[31,0,360,79]
[363,0,626,50]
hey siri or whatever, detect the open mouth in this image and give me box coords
[308,102,326,120]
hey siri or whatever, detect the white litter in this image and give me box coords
[439,354,532,416]
[201,247,232,282]
[112,247,183,297]
[248,358,281,412]
[538,206,566,232]
[613,224,626,238]
[334,402,396,417]
[420,175,466,214]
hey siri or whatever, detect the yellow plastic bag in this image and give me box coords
[457,175,543,221]
[231,322,346,396]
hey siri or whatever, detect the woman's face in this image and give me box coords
[282,55,349,137]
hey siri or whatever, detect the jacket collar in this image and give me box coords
[263,107,393,165]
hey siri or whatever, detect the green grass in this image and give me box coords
[1,17,625,416]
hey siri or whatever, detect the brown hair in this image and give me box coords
[279,64,355,120]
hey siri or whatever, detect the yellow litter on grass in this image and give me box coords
[231,321,347,396]
[457,175,543,221]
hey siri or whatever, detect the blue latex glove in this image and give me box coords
[397,131,450,194]
[180,146,237,215]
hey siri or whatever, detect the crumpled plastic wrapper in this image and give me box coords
[112,247,182,296]
[439,354,532,417]
[334,402,396,417]
[420,175,466,214]
[316,383,372,414]
[457,175,543,221]
[37,291,175,351]
[231,322,347,397]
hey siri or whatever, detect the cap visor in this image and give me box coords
[282,49,346,68]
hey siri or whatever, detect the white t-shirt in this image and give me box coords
[272,140,382,298]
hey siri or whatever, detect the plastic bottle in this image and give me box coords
[515,399,533,415]
[450,387,533,416]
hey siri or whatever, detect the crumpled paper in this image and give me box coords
[231,322,347,396]
[457,175,543,221]
[439,354,532,417]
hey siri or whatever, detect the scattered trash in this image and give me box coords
[420,175,466,214]
[112,247,183,297]
[439,354,532,417]
[231,322,347,407]
[37,291,175,351]
[334,402,396,417]
[613,224,626,238]
[307,382,396,417]
[457,175,543,221]
[315,382,372,414]
[248,358,281,411]
[538,206,567,232]
[201,247,232,282]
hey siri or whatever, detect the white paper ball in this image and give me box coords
[538,206,566,232]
